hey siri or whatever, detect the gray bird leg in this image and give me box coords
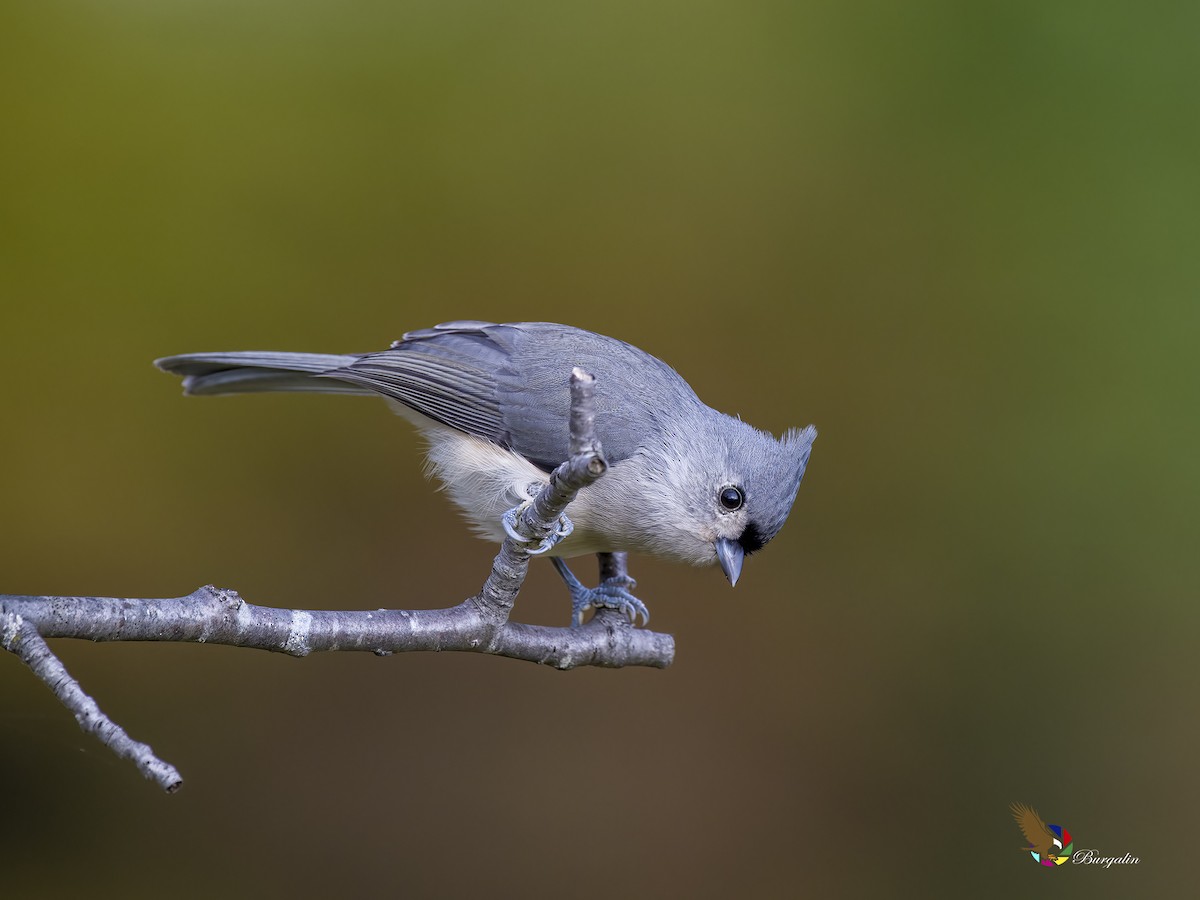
[598,551,630,583]
[551,553,649,628]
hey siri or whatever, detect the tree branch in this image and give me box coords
[1,368,675,792]
[0,586,674,666]
[0,608,183,792]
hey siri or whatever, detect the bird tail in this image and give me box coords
[154,351,371,397]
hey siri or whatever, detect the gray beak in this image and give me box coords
[715,538,744,587]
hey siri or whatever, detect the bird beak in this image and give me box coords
[715,538,744,587]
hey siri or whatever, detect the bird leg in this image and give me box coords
[597,551,630,583]
[551,553,649,628]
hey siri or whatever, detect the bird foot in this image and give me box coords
[551,558,650,627]
[501,501,573,555]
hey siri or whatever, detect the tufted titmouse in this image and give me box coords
[156,321,816,625]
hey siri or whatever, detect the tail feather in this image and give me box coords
[155,351,370,397]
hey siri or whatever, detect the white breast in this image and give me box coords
[394,403,615,557]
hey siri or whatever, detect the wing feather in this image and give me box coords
[324,320,705,472]
[1010,802,1056,853]
[326,324,511,448]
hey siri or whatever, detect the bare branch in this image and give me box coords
[1,369,675,792]
[0,608,183,792]
[0,586,674,668]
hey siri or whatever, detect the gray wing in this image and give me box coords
[332,323,507,442]
[330,321,703,470]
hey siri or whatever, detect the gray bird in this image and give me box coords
[155,321,817,626]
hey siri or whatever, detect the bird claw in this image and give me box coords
[549,558,648,627]
[501,502,573,555]
[571,580,650,628]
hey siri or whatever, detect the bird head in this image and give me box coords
[628,416,817,582]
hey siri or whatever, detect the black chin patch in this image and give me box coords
[739,522,767,555]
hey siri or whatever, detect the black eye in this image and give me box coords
[720,486,744,511]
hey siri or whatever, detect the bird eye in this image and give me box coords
[719,486,744,511]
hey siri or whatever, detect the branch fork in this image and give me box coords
[1,368,674,792]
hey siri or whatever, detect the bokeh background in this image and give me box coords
[1,2,1195,897]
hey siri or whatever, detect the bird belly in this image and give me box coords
[387,400,637,557]
[409,417,611,556]
[417,424,541,537]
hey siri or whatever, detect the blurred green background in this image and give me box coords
[1,1,1195,896]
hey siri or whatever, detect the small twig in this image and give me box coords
[475,368,609,623]
[0,368,675,792]
[0,608,182,792]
